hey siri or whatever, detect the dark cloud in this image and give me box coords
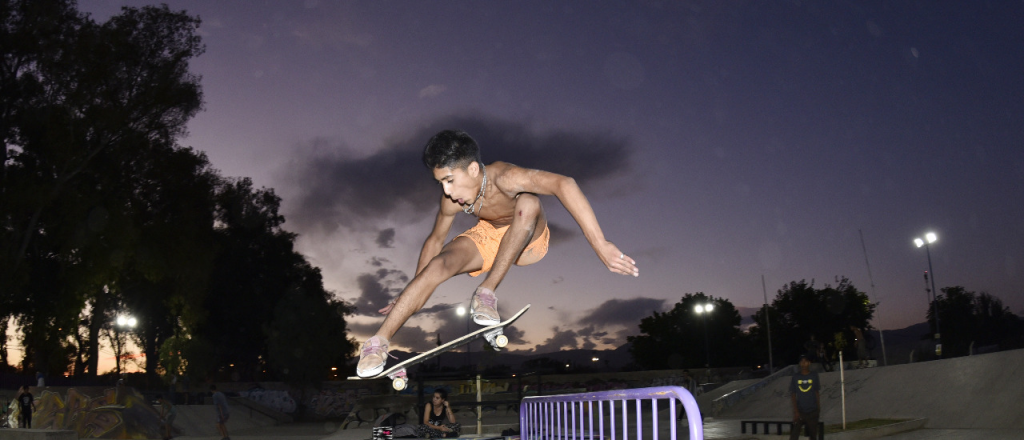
[578,297,667,327]
[284,115,633,233]
[533,327,579,352]
[375,228,396,248]
[350,268,409,316]
[546,222,577,246]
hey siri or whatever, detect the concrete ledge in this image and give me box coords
[748,418,927,440]
[829,418,927,440]
[0,429,78,440]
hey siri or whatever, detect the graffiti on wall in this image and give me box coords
[9,386,166,439]
[311,387,370,418]
[240,388,297,414]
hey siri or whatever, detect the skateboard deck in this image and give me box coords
[349,304,530,389]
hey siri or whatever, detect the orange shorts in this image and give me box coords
[456,220,550,277]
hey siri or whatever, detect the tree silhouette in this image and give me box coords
[628,292,752,370]
[750,277,874,367]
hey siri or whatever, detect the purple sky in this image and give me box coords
[78,1,1024,354]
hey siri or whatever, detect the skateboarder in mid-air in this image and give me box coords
[356,129,639,377]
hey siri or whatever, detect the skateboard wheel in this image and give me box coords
[393,377,407,391]
[495,334,508,348]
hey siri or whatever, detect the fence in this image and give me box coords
[519,386,703,440]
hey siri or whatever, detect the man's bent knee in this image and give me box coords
[514,194,542,219]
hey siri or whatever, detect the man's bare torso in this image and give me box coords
[441,161,534,227]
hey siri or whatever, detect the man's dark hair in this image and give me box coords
[423,129,482,170]
[210,384,217,391]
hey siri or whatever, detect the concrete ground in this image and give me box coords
[169,349,1024,439]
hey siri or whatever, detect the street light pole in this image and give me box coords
[694,303,714,371]
[114,315,137,377]
[456,306,470,370]
[914,232,942,357]
[761,275,774,374]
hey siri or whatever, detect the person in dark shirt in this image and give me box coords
[17,386,36,428]
[417,389,460,438]
[789,355,821,440]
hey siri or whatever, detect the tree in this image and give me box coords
[1,0,205,377]
[750,277,875,367]
[628,292,752,370]
[929,287,1024,357]
[186,178,356,382]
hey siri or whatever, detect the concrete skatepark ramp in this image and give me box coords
[718,348,1024,429]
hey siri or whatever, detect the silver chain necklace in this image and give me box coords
[462,164,487,215]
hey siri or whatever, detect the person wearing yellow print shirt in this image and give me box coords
[789,354,821,440]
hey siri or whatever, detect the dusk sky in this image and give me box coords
[78,0,1024,355]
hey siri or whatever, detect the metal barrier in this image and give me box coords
[519,386,703,440]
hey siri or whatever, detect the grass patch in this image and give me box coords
[824,418,911,433]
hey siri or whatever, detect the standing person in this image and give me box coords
[156,394,177,440]
[17,386,35,429]
[357,129,639,377]
[417,390,460,438]
[789,355,821,440]
[211,385,230,440]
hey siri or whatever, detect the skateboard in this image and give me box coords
[349,304,530,390]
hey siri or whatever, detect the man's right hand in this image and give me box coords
[792,411,801,422]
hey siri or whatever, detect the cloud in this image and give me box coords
[282,115,633,234]
[375,228,395,248]
[533,327,579,352]
[419,84,447,98]
[578,297,667,328]
[350,268,408,316]
[546,222,577,246]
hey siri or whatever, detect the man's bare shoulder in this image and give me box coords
[489,161,565,197]
[489,161,539,192]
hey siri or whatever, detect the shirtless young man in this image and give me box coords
[356,129,639,377]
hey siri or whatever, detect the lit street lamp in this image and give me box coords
[113,315,137,376]
[694,303,714,370]
[456,306,470,369]
[914,232,942,356]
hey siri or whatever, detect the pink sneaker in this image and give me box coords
[356,336,395,377]
[470,287,500,326]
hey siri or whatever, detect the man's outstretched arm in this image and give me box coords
[502,166,638,277]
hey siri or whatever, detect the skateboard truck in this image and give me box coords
[483,327,509,349]
[388,368,408,391]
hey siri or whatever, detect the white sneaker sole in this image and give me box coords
[472,314,500,326]
[356,361,385,378]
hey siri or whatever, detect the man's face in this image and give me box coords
[432,162,479,205]
[800,358,811,371]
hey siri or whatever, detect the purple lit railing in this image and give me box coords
[519,386,703,440]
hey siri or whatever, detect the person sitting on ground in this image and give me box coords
[417,389,460,439]
[357,129,638,377]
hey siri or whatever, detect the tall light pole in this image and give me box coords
[114,315,137,376]
[456,306,470,370]
[694,303,714,373]
[914,232,942,356]
[761,275,774,374]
